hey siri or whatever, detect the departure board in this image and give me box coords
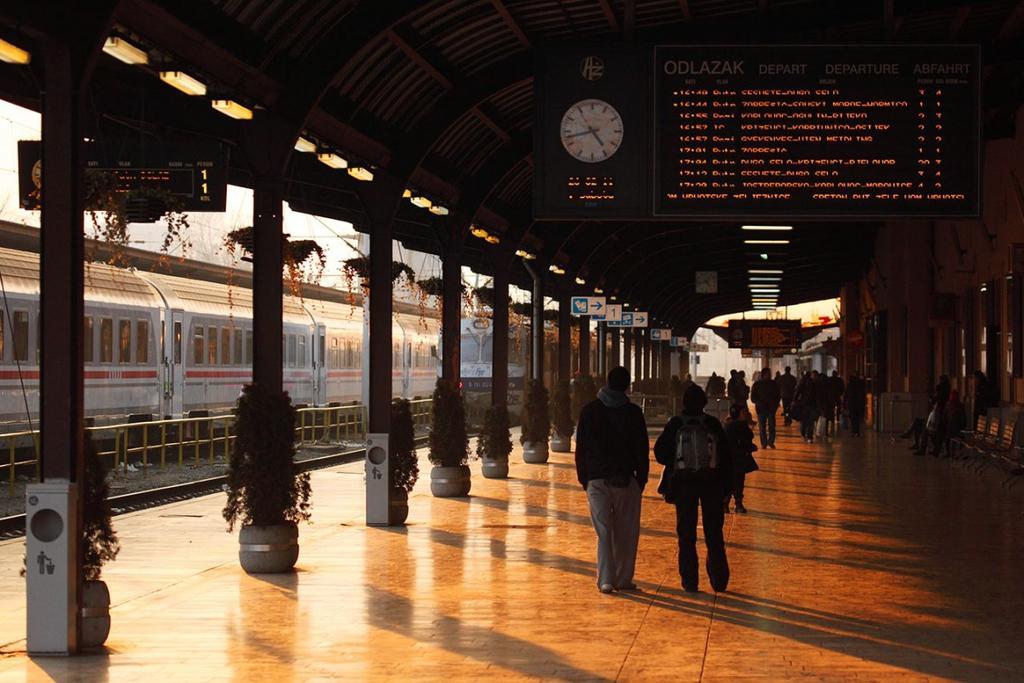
[653,45,981,218]
[728,319,802,350]
[18,139,228,212]
[534,45,981,219]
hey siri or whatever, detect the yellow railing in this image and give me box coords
[1,399,435,496]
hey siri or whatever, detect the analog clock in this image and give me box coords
[560,99,623,163]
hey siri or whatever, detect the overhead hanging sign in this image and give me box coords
[570,296,606,316]
[631,312,649,328]
[728,319,802,349]
[592,303,622,322]
[606,311,634,327]
[535,45,981,219]
[18,138,228,213]
[670,336,687,347]
[689,343,710,352]
[650,328,672,340]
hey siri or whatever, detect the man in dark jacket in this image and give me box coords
[796,371,820,443]
[575,366,650,594]
[750,367,781,449]
[778,366,797,425]
[655,384,733,593]
[844,372,866,437]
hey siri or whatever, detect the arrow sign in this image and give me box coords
[570,296,606,316]
[632,312,648,328]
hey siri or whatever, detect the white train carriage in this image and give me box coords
[0,247,163,426]
[0,244,443,429]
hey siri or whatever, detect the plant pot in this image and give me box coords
[80,579,110,649]
[522,441,549,464]
[389,488,409,526]
[550,432,572,453]
[430,465,471,497]
[481,458,509,479]
[238,522,299,574]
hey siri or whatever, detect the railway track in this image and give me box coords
[0,438,427,540]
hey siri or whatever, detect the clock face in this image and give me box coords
[560,99,623,163]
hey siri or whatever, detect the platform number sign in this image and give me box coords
[651,328,672,340]
[570,296,606,316]
[591,303,622,322]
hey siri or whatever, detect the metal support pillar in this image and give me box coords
[633,329,642,384]
[441,248,462,383]
[491,261,510,406]
[623,329,633,379]
[252,176,284,395]
[598,322,608,379]
[609,327,620,368]
[528,266,544,384]
[579,315,591,377]
[637,330,646,382]
[37,37,86,655]
[558,296,571,384]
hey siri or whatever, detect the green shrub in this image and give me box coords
[572,375,598,419]
[223,384,311,530]
[520,379,551,444]
[476,405,513,461]
[390,398,419,493]
[428,379,469,467]
[551,382,573,437]
[82,432,119,581]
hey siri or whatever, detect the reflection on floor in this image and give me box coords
[2,419,1023,681]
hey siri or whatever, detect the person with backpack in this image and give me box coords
[750,367,781,449]
[575,366,650,594]
[795,371,820,443]
[655,384,734,593]
[724,403,758,514]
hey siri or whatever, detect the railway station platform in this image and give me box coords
[2,421,1023,681]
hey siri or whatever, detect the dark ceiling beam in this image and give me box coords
[597,0,621,32]
[385,28,454,90]
[489,0,531,48]
[997,0,1024,41]
[473,106,512,143]
[949,5,971,40]
[677,0,692,21]
[882,0,902,40]
[758,0,769,13]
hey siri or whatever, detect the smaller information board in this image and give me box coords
[728,319,802,349]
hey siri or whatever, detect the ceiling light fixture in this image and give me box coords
[428,204,449,216]
[594,287,604,294]
[0,38,30,64]
[759,253,769,260]
[749,269,783,275]
[402,189,412,198]
[515,249,536,261]
[484,234,500,245]
[744,239,790,245]
[409,195,432,209]
[742,225,793,231]
[317,152,348,169]
[159,70,206,96]
[294,136,317,153]
[471,226,489,239]
[211,99,253,120]
[347,167,374,182]
[749,276,782,282]
[575,277,586,285]
[103,37,148,65]
[549,265,565,275]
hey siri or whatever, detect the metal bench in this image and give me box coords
[951,414,988,459]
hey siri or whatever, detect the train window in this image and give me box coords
[0,311,5,362]
[319,334,325,368]
[330,338,339,369]
[193,325,204,365]
[136,320,149,364]
[118,320,131,364]
[297,335,306,367]
[207,327,218,365]
[221,328,231,365]
[245,330,253,366]
[233,329,242,366]
[286,335,297,367]
[392,344,400,369]
[100,318,113,363]
[174,321,182,364]
[11,310,28,363]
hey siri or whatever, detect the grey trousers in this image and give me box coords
[585,478,642,588]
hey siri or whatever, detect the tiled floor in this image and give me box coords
[2,420,1024,681]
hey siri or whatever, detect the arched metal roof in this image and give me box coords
[1,0,1022,333]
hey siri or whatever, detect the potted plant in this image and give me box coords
[572,374,598,421]
[477,405,513,479]
[428,379,471,497]
[550,382,574,453]
[520,379,551,463]
[80,431,120,648]
[389,398,420,524]
[223,384,312,573]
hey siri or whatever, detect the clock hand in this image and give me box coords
[565,128,597,139]
[590,129,605,146]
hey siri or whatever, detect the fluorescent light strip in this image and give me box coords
[211,100,253,120]
[159,71,206,96]
[0,38,30,64]
[294,136,317,153]
[749,269,783,274]
[103,37,149,65]
[744,239,790,245]
[749,276,781,282]
[742,225,792,231]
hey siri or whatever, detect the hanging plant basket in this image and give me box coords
[416,277,466,298]
[511,302,533,316]
[341,257,415,287]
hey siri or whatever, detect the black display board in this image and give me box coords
[728,319,802,349]
[18,139,228,212]
[535,45,981,219]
